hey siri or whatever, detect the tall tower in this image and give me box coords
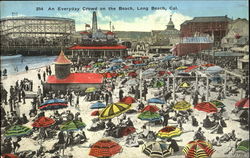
[54,50,72,79]
[166,14,175,30]
[92,11,98,34]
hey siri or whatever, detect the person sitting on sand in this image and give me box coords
[220,130,238,143]
[194,127,206,141]
[210,136,222,146]
[167,138,179,153]
[191,116,199,127]
[125,133,139,147]
[203,115,214,128]
[139,125,149,138]
[106,119,116,131]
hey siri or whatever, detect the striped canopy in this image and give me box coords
[38,99,68,110]
[138,111,161,122]
[99,102,131,119]
[60,120,86,131]
[173,100,191,111]
[183,140,215,158]
[32,116,55,128]
[236,140,249,152]
[5,125,32,137]
[89,139,122,157]
[157,126,182,139]
[142,141,173,158]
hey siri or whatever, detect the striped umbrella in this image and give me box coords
[138,111,161,122]
[89,139,122,157]
[99,102,131,119]
[157,126,182,139]
[195,102,218,113]
[90,101,106,109]
[209,100,225,108]
[173,100,191,111]
[235,98,249,109]
[142,141,173,158]
[32,116,55,128]
[236,140,249,152]
[38,99,68,110]
[5,125,32,137]
[183,140,215,158]
[60,120,86,131]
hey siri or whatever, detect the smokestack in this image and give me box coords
[92,11,98,34]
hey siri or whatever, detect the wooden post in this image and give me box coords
[206,75,209,101]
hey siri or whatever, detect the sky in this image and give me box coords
[0,0,249,32]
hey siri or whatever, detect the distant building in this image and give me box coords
[149,15,180,54]
[180,15,231,46]
[44,51,103,91]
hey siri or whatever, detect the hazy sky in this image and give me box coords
[1,0,248,31]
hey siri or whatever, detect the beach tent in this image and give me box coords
[38,99,68,110]
[99,102,131,119]
[141,105,160,113]
[120,96,136,105]
[5,125,32,137]
[157,126,182,139]
[179,82,190,88]
[183,140,215,158]
[195,102,218,113]
[148,98,165,104]
[32,116,55,128]
[236,140,249,152]
[138,111,161,121]
[235,98,249,109]
[60,120,86,131]
[142,141,173,158]
[89,139,122,157]
[173,101,191,111]
[90,101,106,109]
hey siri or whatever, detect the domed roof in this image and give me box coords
[54,50,72,64]
[166,15,175,30]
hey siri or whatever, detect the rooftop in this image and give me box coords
[47,73,103,84]
[54,51,72,64]
[181,16,232,25]
[67,45,127,50]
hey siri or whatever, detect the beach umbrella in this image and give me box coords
[85,87,96,93]
[1,154,18,158]
[148,98,165,104]
[5,125,32,137]
[142,141,173,158]
[183,140,215,158]
[32,116,55,128]
[128,72,137,77]
[38,99,68,110]
[126,55,135,59]
[99,102,131,119]
[176,66,188,70]
[134,63,147,66]
[201,63,215,67]
[143,68,155,75]
[162,55,176,61]
[141,105,160,113]
[173,100,191,111]
[111,58,123,63]
[184,65,199,72]
[107,65,121,71]
[138,111,161,121]
[120,126,136,137]
[236,140,249,152]
[157,126,182,139]
[97,58,104,62]
[89,139,122,157]
[84,65,92,68]
[133,60,143,64]
[235,98,249,109]
[120,96,136,104]
[204,66,223,74]
[123,65,130,69]
[60,120,86,131]
[141,56,149,59]
[179,82,190,88]
[91,110,100,116]
[209,100,225,108]
[90,101,106,109]
[195,102,218,113]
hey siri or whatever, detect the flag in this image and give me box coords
[85,24,90,27]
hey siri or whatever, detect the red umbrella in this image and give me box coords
[102,72,118,78]
[195,102,218,113]
[120,126,136,136]
[184,65,199,72]
[141,105,160,113]
[133,60,143,64]
[201,64,215,67]
[235,98,249,108]
[123,65,130,69]
[126,56,135,59]
[84,65,92,68]
[1,154,18,158]
[128,72,137,77]
[89,139,122,157]
[120,96,136,104]
[91,110,100,116]
[141,56,149,59]
[158,71,172,76]
[32,116,55,128]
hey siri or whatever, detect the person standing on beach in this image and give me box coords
[43,71,46,82]
[37,71,41,80]
[25,65,29,72]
